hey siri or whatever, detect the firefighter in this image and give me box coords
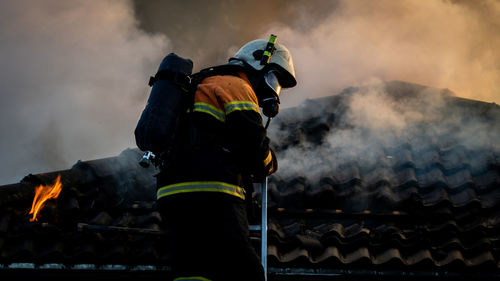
[156,38,297,281]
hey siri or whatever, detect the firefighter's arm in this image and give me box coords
[215,75,277,178]
[226,110,277,179]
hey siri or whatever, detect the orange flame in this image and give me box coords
[28,174,62,222]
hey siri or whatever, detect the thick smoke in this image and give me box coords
[263,0,500,189]
[0,0,168,183]
[270,0,500,107]
[269,81,500,189]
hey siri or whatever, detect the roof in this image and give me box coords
[1,81,499,280]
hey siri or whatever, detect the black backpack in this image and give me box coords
[135,53,241,167]
[135,53,193,162]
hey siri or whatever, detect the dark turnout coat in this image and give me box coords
[156,72,276,203]
[156,72,276,281]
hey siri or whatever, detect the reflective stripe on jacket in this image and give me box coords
[157,181,245,200]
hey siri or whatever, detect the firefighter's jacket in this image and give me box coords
[156,72,277,203]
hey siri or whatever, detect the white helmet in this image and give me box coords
[229,37,297,88]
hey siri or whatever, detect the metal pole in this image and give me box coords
[261,177,268,281]
[262,117,271,280]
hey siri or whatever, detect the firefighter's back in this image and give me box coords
[157,73,266,281]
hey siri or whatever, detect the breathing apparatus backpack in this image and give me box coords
[134,53,193,167]
[135,53,242,168]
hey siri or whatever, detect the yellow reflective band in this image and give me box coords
[263,151,272,167]
[174,277,212,281]
[263,50,272,57]
[157,181,245,200]
[224,101,260,115]
[193,102,226,122]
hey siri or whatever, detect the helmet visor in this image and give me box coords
[264,70,282,98]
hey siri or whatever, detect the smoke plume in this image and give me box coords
[270,0,500,107]
[268,81,500,205]
[0,0,168,183]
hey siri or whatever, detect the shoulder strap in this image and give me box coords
[186,64,244,110]
[148,69,192,93]
[190,64,244,86]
